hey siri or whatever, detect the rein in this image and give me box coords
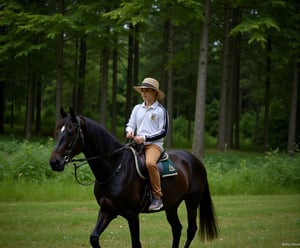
[67,142,134,186]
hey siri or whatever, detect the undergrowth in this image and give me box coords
[0,138,299,198]
[205,150,300,195]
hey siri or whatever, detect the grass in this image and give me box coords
[0,138,299,247]
[0,194,299,248]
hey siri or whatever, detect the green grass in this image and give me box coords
[0,180,94,202]
[0,195,299,247]
[0,138,299,247]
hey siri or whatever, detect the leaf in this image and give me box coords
[230,17,280,48]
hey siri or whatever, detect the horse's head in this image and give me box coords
[49,107,84,172]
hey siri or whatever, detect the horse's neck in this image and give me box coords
[85,119,122,154]
[82,119,125,182]
[83,138,123,183]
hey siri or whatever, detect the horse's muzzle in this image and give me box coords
[49,156,65,172]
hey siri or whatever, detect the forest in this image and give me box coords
[0,0,299,158]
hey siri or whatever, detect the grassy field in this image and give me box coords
[0,139,299,247]
[0,194,299,248]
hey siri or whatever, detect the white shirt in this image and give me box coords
[126,101,169,150]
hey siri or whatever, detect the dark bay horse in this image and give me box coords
[49,107,218,248]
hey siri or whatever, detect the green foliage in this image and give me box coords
[104,0,203,26]
[230,17,280,48]
[205,149,300,195]
[0,139,299,196]
[205,99,219,137]
[239,111,256,139]
[0,138,98,184]
[172,116,192,148]
[0,139,55,182]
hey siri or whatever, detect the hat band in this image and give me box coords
[141,82,157,89]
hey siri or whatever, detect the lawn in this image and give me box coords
[0,139,299,247]
[0,195,299,248]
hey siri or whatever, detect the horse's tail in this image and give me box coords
[199,181,219,241]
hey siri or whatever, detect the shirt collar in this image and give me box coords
[142,100,159,109]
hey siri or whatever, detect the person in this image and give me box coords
[126,77,169,211]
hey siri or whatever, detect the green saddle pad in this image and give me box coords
[159,159,177,178]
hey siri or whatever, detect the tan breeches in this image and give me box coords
[144,144,162,198]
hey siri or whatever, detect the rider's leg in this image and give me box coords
[144,144,163,210]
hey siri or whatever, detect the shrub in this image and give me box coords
[205,149,300,195]
[0,138,299,195]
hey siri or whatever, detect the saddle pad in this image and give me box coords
[158,159,178,178]
[129,147,177,179]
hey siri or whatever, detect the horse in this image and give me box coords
[49,107,219,248]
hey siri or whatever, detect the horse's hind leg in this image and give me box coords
[165,206,182,248]
[183,197,199,248]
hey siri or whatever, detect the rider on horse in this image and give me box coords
[126,77,169,211]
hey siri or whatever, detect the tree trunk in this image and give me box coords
[217,3,231,151]
[232,7,241,149]
[287,53,299,155]
[77,37,86,114]
[55,0,64,125]
[35,74,41,133]
[133,24,139,105]
[166,20,174,149]
[264,38,271,152]
[192,0,210,160]
[111,36,118,136]
[72,38,79,112]
[125,24,134,122]
[0,25,4,134]
[99,46,109,126]
[0,81,4,134]
[25,58,34,139]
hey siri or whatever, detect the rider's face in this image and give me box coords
[141,88,157,103]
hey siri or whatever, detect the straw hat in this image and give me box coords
[134,78,165,100]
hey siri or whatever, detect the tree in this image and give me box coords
[192,0,209,160]
[99,45,109,126]
[0,25,5,134]
[217,2,232,151]
[0,80,4,134]
[287,54,299,155]
[54,0,65,125]
[164,19,174,148]
[0,0,298,155]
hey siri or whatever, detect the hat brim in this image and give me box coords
[134,86,165,100]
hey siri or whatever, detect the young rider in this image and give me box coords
[126,77,169,211]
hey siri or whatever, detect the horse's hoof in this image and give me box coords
[90,236,100,248]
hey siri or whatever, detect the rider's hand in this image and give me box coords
[134,136,144,144]
[126,131,134,139]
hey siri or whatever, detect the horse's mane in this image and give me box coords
[82,116,123,155]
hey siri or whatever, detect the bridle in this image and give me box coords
[64,117,84,163]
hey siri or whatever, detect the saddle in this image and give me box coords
[129,144,178,180]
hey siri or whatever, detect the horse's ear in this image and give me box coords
[69,107,77,122]
[61,107,67,118]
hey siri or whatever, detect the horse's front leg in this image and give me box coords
[90,208,117,248]
[127,213,142,248]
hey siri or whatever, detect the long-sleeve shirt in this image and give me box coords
[126,101,169,150]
